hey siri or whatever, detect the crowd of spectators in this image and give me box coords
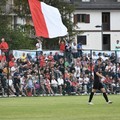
[0,38,120,97]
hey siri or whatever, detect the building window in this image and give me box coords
[82,0,90,2]
[77,36,87,45]
[74,14,90,24]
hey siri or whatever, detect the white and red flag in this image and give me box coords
[28,0,68,38]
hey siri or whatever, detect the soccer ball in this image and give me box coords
[101,77,106,82]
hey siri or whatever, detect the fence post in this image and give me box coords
[36,51,41,94]
[6,49,10,97]
[90,50,92,77]
[115,50,118,94]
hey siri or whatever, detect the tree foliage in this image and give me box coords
[0,0,76,50]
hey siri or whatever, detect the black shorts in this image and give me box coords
[93,82,104,90]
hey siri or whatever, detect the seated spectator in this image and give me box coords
[54,52,60,61]
[20,74,27,96]
[26,53,32,61]
[0,52,6,62]
[48,52,54,61]
[20,53,27,63]
[45,77,54,95]
[7,75,15,95]
[25,75,36,96]
[57,75,64,95]
[40,75,46,96]
[9,58,15,68]
[83,74,89,94]
[51,75,58,94]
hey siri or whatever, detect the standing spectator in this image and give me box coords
[65,42,72,63]
[115,40,120,50]
[71,42,78,58]
[36,38,42,57]
[77,42,82,57]
[39,51,46,68]
[36,38,42,52]
[0,38,9,53]
[59,38,65,56]
[115,40,120,61]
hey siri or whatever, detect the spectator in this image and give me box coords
[25,75,36,96]
[45,77,54,95]
[13,68,21,96]
[36,38,42,52]
[57,75,64,95]
[9,57,15,68]
[51,75,58,94]
[0,38,9,52]
[71,42,78,58]
[20,53,27,63]
[59,38,65,53]
[77,42,82,57]
[0,52,6,63]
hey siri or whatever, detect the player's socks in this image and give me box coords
[88,92,94,102]
[103,93,109,102]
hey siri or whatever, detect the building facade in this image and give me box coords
[1,0,120,50]
[73,0,120,50]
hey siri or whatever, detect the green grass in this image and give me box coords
[0,95,120,120]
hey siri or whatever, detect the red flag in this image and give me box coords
[28,0,68,38]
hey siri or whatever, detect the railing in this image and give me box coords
[0,49,120,97]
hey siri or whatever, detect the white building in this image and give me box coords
[1,0,120,50]
[73,0,120,50]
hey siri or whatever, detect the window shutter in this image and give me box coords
[74,14,78,24]
[85,14,90,23]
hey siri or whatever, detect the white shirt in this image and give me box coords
[36,42,42,51]
[51,79,58,87]
[57,78,64,85]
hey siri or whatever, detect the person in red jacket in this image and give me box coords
[59,38,65,52]
[9,58,15,68]
[0,38,9,52]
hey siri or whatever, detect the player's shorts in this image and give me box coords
[93,82,104,90]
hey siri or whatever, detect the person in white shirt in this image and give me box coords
[71,42,78,58]
[36,39,42,51]
[51,76,58,94]
[83,74,89,94]
[57,75,64,95]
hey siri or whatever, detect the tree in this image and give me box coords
[0,0,77,50]
[0,0,35,50]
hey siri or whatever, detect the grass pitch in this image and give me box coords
[0,95,120,120]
